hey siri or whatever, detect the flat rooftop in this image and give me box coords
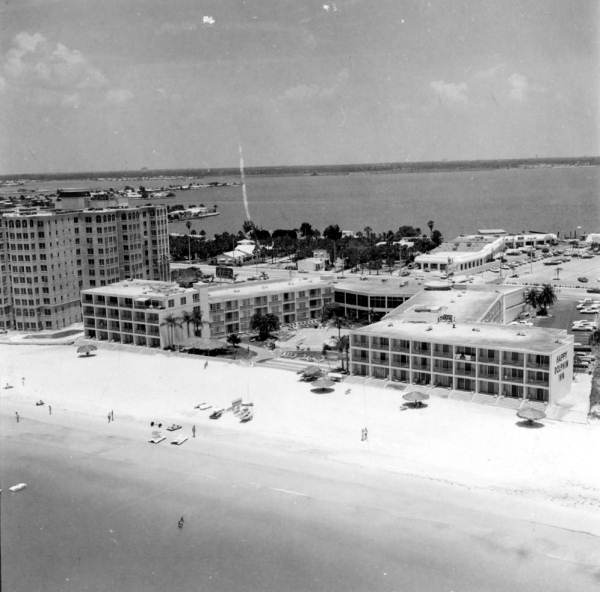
[332,276,422,296]
[352,319,571,353]
[83,280,193,298]
[385,284,522,323]
[205,276,330,299]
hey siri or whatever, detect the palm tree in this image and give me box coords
[336,335,350,371]
[227,333,241,357]
[181,310,193,338]
[524,287,539,311]
[250,312,279,341]
[161,313,182,349]
[589,328,600,347]
[190,308,203,336]
[537,284,557,316]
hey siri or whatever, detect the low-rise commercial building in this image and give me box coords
[198,277,334,338]
[414,234,505,274]
[349,319,573,404]
[332,276,421,321]
[81,280,201,348]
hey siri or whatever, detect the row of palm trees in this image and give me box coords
[160,309,204,348]
[159,309,282,349]
[524,284,557,316]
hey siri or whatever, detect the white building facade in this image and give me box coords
[82,280,201,349]
[349,320,573,404]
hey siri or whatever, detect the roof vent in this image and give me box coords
[472,327,480,332]
[517,332,525,336]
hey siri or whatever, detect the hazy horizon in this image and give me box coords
[2,154,599,180]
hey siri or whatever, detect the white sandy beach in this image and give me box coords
[2,343,600,591]
[2,343,599,517]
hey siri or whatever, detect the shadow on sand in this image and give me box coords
[400,402,429,411]
[515,420,545,429]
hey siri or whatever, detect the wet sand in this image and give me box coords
[2,411,599,592]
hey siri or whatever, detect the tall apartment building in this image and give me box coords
[0,204,169,331]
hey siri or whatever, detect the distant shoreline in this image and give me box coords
[1,156,599,182]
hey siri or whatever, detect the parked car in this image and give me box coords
[166,423,182,431]
[209,409,224,420]
[587,287,600,293]
[578,277,589,283]
[148,435,166,444]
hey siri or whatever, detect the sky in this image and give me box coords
[0,0,598,174]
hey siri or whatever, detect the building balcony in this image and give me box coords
[391,345,410,353]
[433,349,453,359]
[479,356,500,365]
[526,360,550,370]
[370,356,389,366]
[478,372,499,381]
[502,374,524,383]
[370,340,389,351]
[502,357,525,367]
[526,375,549,386]
[351,354,370,363]
[455,368,476,377]
[454,353,476,362]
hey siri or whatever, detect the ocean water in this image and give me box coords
[7,166,599,240]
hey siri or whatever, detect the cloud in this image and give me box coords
[3,33,108,93]
[280,68,349,103]
[508,73,528,102]
[106,88,134,104]
[430,80,469,104]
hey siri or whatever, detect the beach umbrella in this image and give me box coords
[402,391,430,407]
[311,377,335,392]
[516,406,546,424]
[77,344,97,357]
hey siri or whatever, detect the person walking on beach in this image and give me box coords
[15,411,20,423]
[363,427,368,441]
[204,361,208,369]
[48,405,52,415]
[107,412,111,423]
[192,425,196,438]
[178,516,184,529]
[110,410,114,422]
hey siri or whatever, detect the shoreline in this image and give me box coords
[2,158,599,183]
[2,343,599,524]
